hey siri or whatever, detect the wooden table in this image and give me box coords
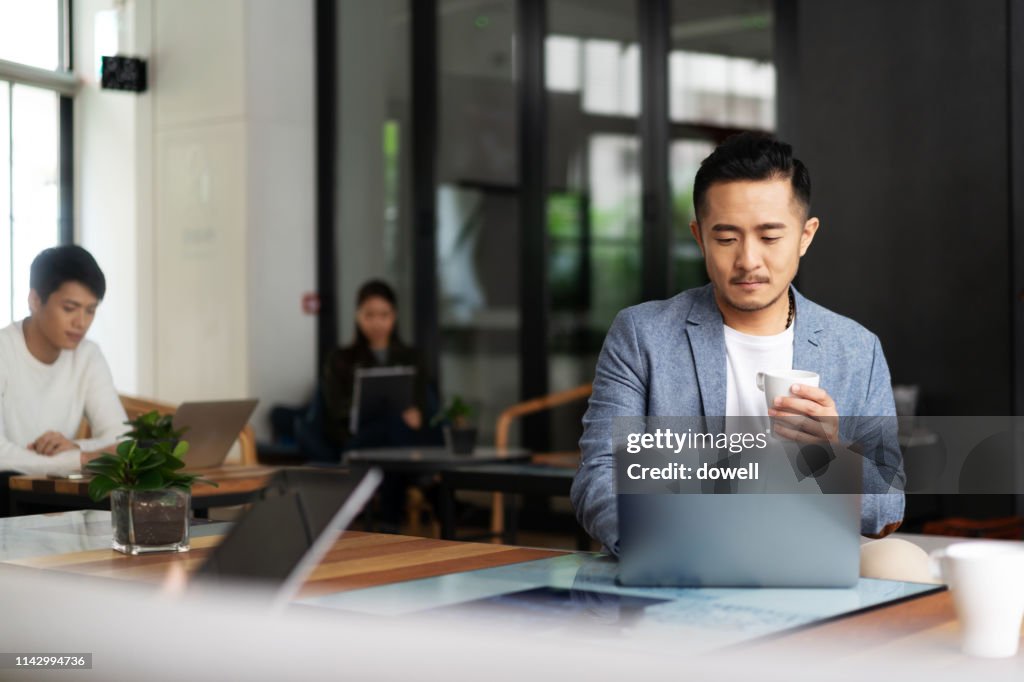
[3,521,959,632]
[4,516,1022,679]
[7,465,278,516]
[7,528,563,600]
[4,511,1023,669]
[737,589,1024,675]
[4,519,953,630]
[759,588,958,648]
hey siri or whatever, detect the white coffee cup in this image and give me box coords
[755,369,820,412]
[931,541,1024,658]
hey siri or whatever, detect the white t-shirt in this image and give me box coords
[724,323,794,431]
[0,320,127,475]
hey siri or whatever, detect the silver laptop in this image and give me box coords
[617,493,861,588]
[191,467,382,609]
[172,399,258,469]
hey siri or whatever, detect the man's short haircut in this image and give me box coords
[692,132,811,222]
[30,245,107,303]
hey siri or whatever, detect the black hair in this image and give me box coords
[352,279,402,350]
[29,245,107,303]
[692,132,811,222]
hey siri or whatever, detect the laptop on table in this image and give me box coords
[616,493,862,588]
[172,399,258,469]
[190,466,383,608]
[617,426,869,588]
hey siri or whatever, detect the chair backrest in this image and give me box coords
[77,395,258,466]
[494,383,593,451]
[487,383,593,539]
[120,395,177,420]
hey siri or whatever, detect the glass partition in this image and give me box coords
[336,0,413,342]
[436,0,520,443]
[546,0,641,450]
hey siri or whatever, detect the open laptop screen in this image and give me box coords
[191,467,381,603]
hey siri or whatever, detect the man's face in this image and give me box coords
[690,178,819,316]
[28,281,100,350]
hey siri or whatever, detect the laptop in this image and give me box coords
[616,493,862,588]
[172,399,258,469]
[191,466,382,608]
[349,366,415,434]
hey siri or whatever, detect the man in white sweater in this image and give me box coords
[0,246,127,476]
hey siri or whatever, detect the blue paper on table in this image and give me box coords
[349,366,416,434]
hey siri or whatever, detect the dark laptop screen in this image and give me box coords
[193,468,366,586]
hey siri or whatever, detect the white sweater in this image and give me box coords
[0,320,127,475]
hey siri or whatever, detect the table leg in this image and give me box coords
[439,481,456,540]
[502,494,519,545]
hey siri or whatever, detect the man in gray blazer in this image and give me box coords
[571,133,905,555]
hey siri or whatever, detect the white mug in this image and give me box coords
[755,369,820,412]
[931,541,1024,658]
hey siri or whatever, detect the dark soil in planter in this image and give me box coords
[113,494,188,546]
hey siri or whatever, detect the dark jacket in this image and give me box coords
[321,341,428,448]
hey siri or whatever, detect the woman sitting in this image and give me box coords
[322,280,440,529]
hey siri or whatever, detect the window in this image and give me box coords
[669,0,776,292]
[669,50,775,129]
[0,0,71,325]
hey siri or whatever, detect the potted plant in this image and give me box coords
[84,411,215,555]
[432,396,477,455]
[121,410,182,446]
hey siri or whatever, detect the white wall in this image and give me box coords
[244,0,317,435]
[75,0,146,395]
[75,0,317,439]
[152,0,248,403]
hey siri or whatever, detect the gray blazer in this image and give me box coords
[571,284,906,554]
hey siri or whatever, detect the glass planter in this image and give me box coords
[110,488,190,555]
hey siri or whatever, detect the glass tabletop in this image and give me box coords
[0,511,229,562]
[301,553,942,653]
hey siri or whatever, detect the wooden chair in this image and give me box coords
[77,395,258,466]
[489,383,593,540]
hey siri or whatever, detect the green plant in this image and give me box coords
[431,396,475,429]
[122,410,187,442]
[84,411,214,502]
